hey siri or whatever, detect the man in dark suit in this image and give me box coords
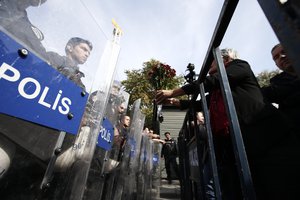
[262,43,300,135]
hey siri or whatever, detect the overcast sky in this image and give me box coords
[89,0,279,81]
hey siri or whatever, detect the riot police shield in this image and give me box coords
[0,1,121,199]
[136,133,148,199]
[152,140,163,199]
[83,85,130,200]
[112,99,145,200]
[137,133,155,200]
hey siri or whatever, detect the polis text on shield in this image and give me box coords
[0,62,72,115]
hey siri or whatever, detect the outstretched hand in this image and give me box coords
[155,90,173,104]
[164,98,180,107]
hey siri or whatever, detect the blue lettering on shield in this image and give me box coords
[97,118,114,150]
[153,153,159,167]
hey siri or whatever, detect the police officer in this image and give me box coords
[161,131,179,184]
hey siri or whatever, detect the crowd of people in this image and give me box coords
[155,44,300,199]
[1,1,300,199]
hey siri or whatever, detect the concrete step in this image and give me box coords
[154,179,181,200]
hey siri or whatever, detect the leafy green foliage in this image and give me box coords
[256,69,280,87]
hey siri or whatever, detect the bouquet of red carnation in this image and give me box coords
[146,61,176,90]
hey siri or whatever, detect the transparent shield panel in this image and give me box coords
[83,88,130,200]
[0,1,121,199]
[146,139,154,200]
[105,90,130,163]
[113,99,145,200]
[105,86,130,127]
[137,134,148,199]
[152,141,162,198]
[137,134,155,200]
[98,89,130,200]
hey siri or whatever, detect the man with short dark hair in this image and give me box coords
[262,43,300,134]
[161,131,179,184]
[48,37,93,89]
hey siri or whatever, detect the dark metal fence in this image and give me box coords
[178,0,300,199]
